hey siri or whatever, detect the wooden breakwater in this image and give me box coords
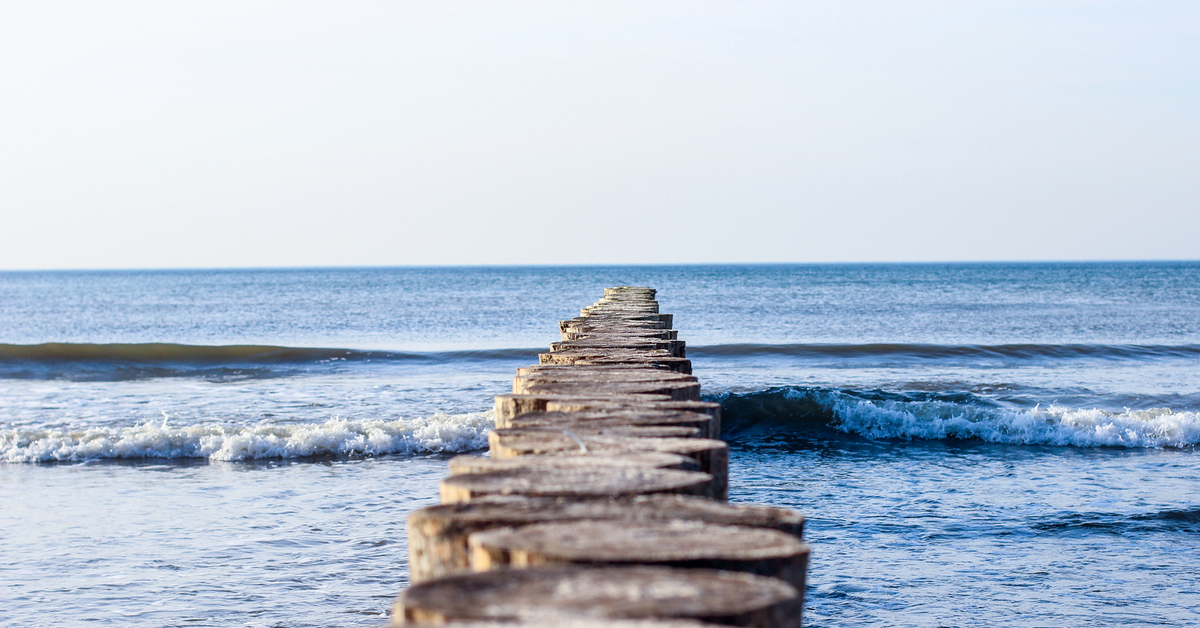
[393,287,810,627]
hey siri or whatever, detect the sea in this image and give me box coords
[1,263,1198,628]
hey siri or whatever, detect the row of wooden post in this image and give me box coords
[392,287,810,627]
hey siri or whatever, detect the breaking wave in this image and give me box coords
[717,387,1200,448]
[1,411,493,463]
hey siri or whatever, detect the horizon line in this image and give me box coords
[2,258,1199,273]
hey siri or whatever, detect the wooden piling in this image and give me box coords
[505,410,718,440]
[516,380,702,401]
[438,466,715,504]
[407,494,803,582]
[487,431,728,500]
[409,621,723,628]
[446,451,701,475]
[395,566,802,628]
[494,393,674,426]
[468,520,810,592]
[393,287,808,627]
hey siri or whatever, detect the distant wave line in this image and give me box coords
[5,341,1198,367]
[690,342,1200,361]
[0,343,543,364]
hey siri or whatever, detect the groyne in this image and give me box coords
[393,287,810,627]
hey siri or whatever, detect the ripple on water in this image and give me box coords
[730,440,1200,627]
[0,455,450,627]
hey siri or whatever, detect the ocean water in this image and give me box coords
[1,263,1198,627]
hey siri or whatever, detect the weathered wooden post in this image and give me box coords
[393,287,808,627]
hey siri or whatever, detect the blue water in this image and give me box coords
[2,263,1199,626]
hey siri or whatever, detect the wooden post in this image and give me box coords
[395,287,807,627]
[407,494,803,582]
[486,432,728,501]
[438,466,714,504]
[504,410,717,440]
[394,566,802,628]
[446,451,701,475]
[468,520,810,592]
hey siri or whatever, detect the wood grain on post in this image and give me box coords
[394,566,802,628]
[567,309,666,318]
[549,340,686,358]
[543,398,720,414]
[438,466,713,504]
[492,425,701,441]
[541,348,675,361]
[514,370,696,386]
[516,380,701,401]
[582,304,660,314]
[543,400,721,435]
[517,364,676,376]
[407,494,803,582]
[583,301,659,309]
[603,286,657,296]
[561,316,670,330]
[518,367,688,377]
[562,329,679,341]
[539,354,693,374]
[505,410,717,440]
[494,393,673,426]
[446,451,701,475]
[487,432,728,500]
[513,374,697,394]
[393,620,723,628]
[579,302,660,309]
[567,310,672,323]
[551,338,682,349]
[469,520,810,593]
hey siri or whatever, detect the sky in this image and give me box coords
[0,1,1197,270]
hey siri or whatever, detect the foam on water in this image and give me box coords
[1,411,493,462]
[825,391,1200,448]
[721,388,1200,448]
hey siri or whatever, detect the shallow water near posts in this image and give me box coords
[2,263,1199,626]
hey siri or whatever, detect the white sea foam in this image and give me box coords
[0,411,493,462]
[813,390,1200,448]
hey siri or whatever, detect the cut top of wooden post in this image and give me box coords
[438,466,714,504]
[446,451,701,475]
[412,494,805,544]
[394,620,723,628]
[494,392,675,424]
[468,520,809,574]
[515,380,700,401]
[405,494,803,583]
[395,566,802,628]
[505,410,717,440]
[514,370,696,385]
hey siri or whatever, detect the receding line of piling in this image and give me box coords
[394,286,810,628]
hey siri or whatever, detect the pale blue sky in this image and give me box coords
[1,1,1197,269]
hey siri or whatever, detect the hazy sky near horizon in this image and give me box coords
[1,1,1197,270]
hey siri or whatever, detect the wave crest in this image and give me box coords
[717,388,1200,448]
[1,412,492,462]
[0,343,543,381]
